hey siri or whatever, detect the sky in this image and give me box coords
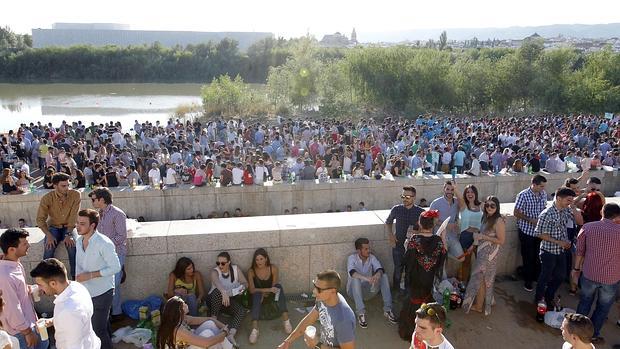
[2,0,619,39]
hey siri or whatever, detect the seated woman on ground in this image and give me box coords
[206,252,248,347]
[247,248,292,344]
[157,296,233,349]
[167,257,207,316]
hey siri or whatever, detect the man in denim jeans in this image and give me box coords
[573,203,620,344]
[36,172,80,280]
[347,238,397,329]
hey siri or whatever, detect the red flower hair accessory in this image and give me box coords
[422,210,440,219]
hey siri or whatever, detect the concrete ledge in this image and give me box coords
[2,169,618,226]
[12,197,619,303]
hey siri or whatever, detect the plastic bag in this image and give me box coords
[122,328,152,347]
[544,308,576,329]
[122,295,163,320]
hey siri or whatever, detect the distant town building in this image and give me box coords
[32,23,273,51]
[320,29,358,48]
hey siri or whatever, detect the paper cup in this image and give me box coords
[305,325,316,339]
[36,319,49,341]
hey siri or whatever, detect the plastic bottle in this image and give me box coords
[443,288,451,308]
[536,300,547,323]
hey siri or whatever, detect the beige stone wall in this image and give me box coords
[17,195,620,303]
[2,169,619,227]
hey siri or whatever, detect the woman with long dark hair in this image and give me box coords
[166,257,207,316]
[454,184,484,281]
[246,248,292,344]
[462,196,505,315]
[399,210,447,340]
[157,296,232,349]
[206,252,248,347]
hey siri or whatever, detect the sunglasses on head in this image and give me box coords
[401,195,414,200]
[419,303,441,321]
[312,280,335,293]
[215,261,228,266]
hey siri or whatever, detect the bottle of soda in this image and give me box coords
[443,288,451,308]
[536,300,547,323]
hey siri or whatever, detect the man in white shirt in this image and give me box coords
[409,303,455,349]
[232,163,244,185]
[561,313,595,349]
[148,162,162,187]
[30,258,100,349]
[164,163,179,188]
[254,159,269,185]
[346,238,397,328]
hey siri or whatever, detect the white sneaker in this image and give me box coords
[227,328,238,347]
[283,319,293,334]
[249,328,259,344]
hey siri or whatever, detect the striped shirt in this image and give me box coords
[515,187,548,236]
[534,204,573,255]
[577,219,620,285]
[98,204,127,256]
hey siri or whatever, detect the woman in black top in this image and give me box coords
[399,210,447,340]
[246,248,291,344]
[73,169,86,189]
[105,167,119,187]
[43,168,55,189]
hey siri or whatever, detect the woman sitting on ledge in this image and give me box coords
[157,296,233,349]
[167,257,207,316]
[247,248,292,344]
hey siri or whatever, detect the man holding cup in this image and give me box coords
[0,228,48,349]
[277,270,355,349]
[30,258,100,349]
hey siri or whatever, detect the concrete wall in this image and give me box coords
[2,169,619,227]
[16,196,620,303]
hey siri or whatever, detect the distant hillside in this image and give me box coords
[360,23,620,42]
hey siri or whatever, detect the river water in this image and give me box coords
[0,83,204,132]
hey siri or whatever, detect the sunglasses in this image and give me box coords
[401,195,414,200]
[312,280,335,293]
[215,261,229,266]
[484,203,496,209]
[90,197,98,202]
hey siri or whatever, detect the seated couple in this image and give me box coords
[164,249,291,347]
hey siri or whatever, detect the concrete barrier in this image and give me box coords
[14,197,620,303]
[1,169,619,226]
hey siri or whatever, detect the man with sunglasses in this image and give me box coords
[410,303,454,349]
[277,270,355,349]
[386,186,425,294]
[89,187,127,322]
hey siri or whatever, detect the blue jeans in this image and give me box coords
[392,245,405,289]
[576,276,620,337]
[43,226,76,280]
[15,326,49,349]
[112,253,125,315]
[535,251,566,304]
[347,274,392,315]
[177,293,199,316]
[251,284,288,320]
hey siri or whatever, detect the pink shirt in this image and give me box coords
[0,258,38,335]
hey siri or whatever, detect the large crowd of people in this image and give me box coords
[0,167,619,348]
[1,114,619,196]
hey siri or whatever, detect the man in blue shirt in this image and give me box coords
[75,209,121,349]
[453,146,466,174]
[346,238,397,329]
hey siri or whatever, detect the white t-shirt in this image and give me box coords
[410,332,455,349]
[0,330,19,349]
[562,342,595,349]
[232,167,244,185]
[148,168,161,185]
[165,168,177,185]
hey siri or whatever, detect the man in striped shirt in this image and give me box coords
[573,203,620,343]
[88,187,127,322]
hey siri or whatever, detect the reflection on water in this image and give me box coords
[0,83,203,132]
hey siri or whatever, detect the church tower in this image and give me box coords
[351,28,358,44]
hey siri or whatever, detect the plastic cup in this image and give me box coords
[305,325,316,339]
[36,319,49,341]
[31,285,41,302]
